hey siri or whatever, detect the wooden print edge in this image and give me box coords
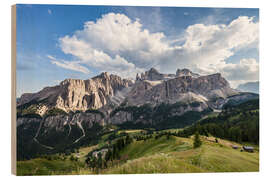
[11,4,17,175]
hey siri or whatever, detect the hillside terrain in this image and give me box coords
[16,68,259,174]
[17,134,259,175]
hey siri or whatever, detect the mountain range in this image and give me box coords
[16,68,259,159]
[237,81,259,94]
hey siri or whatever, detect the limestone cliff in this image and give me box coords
[17,72,133,113]
[127,72,238,106]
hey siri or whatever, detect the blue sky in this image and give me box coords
[16,4,259,97]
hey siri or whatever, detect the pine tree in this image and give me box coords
[97,152,103,169]
[125,134,133,144]
[193,131,202,148]
[91,156,97,170]
[105,149,112,162]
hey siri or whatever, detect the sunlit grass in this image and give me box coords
[17,134,259,175]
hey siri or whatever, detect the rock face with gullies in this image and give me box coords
[17,68,239,117]
[127,72,238,106]
[39,112,104,133]
[108,111,133,125]
[17,72,134,113]
[16,111,105,149]
[17,68,240,117]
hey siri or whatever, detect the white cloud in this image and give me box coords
[58,13,165,77]
[166,16,259,69]
[159,16,259,85]
[53,13,258,86]
[48,55,90,74]
[58,35,144,78]
[47,55,56,60]
[193,58,259,88]
[223,58,259,80]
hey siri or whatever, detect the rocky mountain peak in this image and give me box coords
[127,68,237,106]
[60,78,84,86]
[17,68,238,116]
[176,68,200,78]
[93,72,110,80]
[17,72,134,113]
[139,68,171,81]
[148,67,159,73]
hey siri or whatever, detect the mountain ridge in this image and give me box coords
[17,72,134,113]
[16,67,259,160]
[17,68,258,117]
[237,81,259,94]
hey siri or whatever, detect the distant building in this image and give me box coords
[92,148,108,158]
[242,146,254,153]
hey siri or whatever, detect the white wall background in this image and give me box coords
[0,0,269,179]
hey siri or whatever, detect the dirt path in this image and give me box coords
[73,121,85,144]
[33,138,54,150]
[33,119,54,150]
[204,136,239,148]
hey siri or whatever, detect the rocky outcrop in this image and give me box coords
[127,73,238,107]
[176,68,200,78]
[136,68,200,82]
[17,68,239,117]
[17,111,105,148]
[138,68,175,81]
[17,72,134,113]
[108,111,133,125]
[17,117,41,127]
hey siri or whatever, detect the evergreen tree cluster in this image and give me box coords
[85,134,134,171]
[110,102,212,130]
[176,99,259,144]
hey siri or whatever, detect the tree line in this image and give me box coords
[85,134,134,172]
[176,99,259,144]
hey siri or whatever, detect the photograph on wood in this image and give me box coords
[12,4,259,175]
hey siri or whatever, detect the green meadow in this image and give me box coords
[17,134,259,175]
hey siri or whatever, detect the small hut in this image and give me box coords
[92,148,108,158]
[242,146,254,153]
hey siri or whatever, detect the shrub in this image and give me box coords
[193,131,202,148]
[85,109,105,118]
[44,108,67,118]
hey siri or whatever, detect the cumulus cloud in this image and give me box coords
[52,13,259,86]
[221,59,259,81]
[162,16,258,70]
[58,13,165,77]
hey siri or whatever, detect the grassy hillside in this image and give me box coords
[103,136,258,174]
[118,136,190,160]
[17,134,259,175]
[17,158,85,175]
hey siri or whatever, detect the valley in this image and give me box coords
[16,68,259,175]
